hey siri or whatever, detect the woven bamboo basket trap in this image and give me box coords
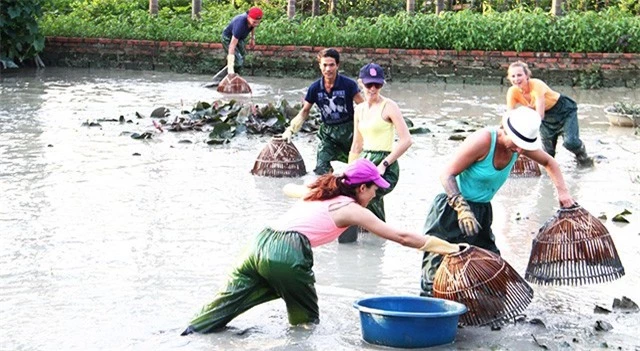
[525,204,625,286]
[251,137,306,177]
[217,74,252,94]
[510,154,541,177]
[433,244,533,327]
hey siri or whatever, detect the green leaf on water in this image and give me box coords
[612,209,631,223]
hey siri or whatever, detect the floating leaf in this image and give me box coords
[612,209,631,223]
[403,117,414,128]
[612,296,638,311]
[81,120,102,127]
[409,126,431,134]
[208,123,235,140]
[131,132,153,140]
[206,138,229,145]
[594,305,611,314]
[594,320,613,332]
[531,334,548,349]
[151,107,170,118]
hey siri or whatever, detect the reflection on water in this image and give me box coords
[1,67,639,351]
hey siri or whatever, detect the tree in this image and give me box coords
[407,0,415,13]
[551,0,563,16]
[436,0,445,14]
[329,0,336,14]
[287,0,295,19]
[192,0,202,19]
[149,0,158,16]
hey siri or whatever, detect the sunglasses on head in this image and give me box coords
[364,82,383,89]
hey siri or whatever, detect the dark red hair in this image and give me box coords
[304,174,373,201]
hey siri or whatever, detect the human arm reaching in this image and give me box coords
[523,149,575,208]
[282,101,312,142]
[333,203,460,255]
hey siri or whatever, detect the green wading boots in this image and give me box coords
[573,144,594,167]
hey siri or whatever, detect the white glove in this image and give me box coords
[282,115,305,142]
[419,236,460,255]
[281,128,293,142]
[288,115,304,133]
[226,55,235,74]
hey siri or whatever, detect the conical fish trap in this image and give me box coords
[251,137,306,177]
[217,74,252,94]
[433,245,533,327]
[510,155,541,177]
[525,204,625,286]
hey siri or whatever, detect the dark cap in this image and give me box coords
[359,63,385,85]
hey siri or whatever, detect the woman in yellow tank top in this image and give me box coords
[348,63,413,227]
[506,61,593,166]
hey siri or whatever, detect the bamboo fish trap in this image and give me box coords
[525,204,625,286]
[217,74,252,94]
[510,155,541,177]
[433,244,533,327]
[251,136,306,177]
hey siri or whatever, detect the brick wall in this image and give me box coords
[42,36,640,87]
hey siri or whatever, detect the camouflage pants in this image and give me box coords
[420,193,499,296]
[314,121,354,175]
[540,95,584,157]
[221,34,247,70]
[182,228,318,334]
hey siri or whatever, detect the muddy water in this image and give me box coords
[1,67,639,351]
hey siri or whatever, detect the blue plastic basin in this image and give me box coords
[353,295,467,349]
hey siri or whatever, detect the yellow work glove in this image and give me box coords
[282,115,305,142]
[226,55,235,74]
[419,236,460,255]
[348,152,360,164]
[282,183,310,198]
[447,194,481,237]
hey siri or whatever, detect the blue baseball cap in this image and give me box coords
[359,63,385,85]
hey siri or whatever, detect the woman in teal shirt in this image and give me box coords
[420,106,576,296]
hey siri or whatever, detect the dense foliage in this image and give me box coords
[39,1,640,53]
[1,0,45,67]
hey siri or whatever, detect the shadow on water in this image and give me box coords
[1,67,639,351]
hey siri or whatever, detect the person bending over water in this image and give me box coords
[181,159,460,334]
[420,107,576,296]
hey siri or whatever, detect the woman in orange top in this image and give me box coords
[506,61,593,166]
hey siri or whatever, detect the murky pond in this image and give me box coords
[1,67,639,351]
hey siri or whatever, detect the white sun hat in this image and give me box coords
[502,107,542,151]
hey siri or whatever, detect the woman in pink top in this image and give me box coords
[181,159,460,335]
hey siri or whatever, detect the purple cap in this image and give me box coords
[359,63,385,85]
[343,159,390,189]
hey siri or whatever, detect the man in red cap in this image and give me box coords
[210,7,263,85]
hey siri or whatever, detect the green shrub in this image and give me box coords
[1,0,45,64]
[38,1,640,53]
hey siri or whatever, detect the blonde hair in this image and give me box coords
[508,61,532,78]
